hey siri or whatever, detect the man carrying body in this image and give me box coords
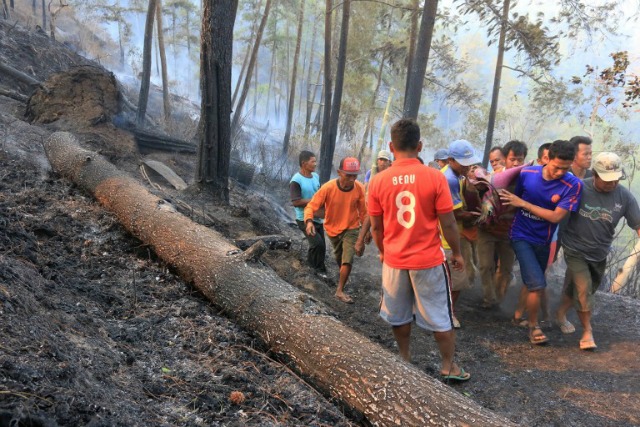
[304,157,367,304]
[555,152,640,350]
[477,140,526,308]
[290,151,327,276]
[500,140,582,344]
[368,119,470,381]
[442,139,482,327]
[489,146,506,173]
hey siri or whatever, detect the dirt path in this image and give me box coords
[269,236,640,426]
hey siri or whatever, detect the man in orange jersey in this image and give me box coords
[368,119,470,382]
[304,157,368,304]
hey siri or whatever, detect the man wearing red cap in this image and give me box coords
[304,157,368,303]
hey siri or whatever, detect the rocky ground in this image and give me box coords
[1,16,640,427]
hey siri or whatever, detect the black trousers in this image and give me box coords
[297,220,327,272]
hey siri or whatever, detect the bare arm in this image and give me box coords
[355,216,370,256]
[370,215,384,263]
[438,211,464,271]
[499,189,570,224]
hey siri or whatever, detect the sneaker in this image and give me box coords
[452,315,461,329]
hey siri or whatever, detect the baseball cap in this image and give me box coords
[338,157,361,175]
[593,152,623,182]
[448,139,481,166]
[377,150,392,161]
[434,148,449,161]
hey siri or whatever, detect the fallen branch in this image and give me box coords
[42,131,513,427]
[0,86,29,102]
[0,62,41,87]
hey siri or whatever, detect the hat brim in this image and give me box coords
[596,170,622,182]
[338,169,361,175]
[455,156,482,167]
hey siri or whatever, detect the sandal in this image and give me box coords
[557,319,575,334]
[529,326,549,345]
[441,367,471,382]
[511,316,528,328]
[580,332,597,350]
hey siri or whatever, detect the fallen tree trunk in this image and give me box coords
[42,131,514,427]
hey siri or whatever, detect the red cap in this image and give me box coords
[338,157,361,174]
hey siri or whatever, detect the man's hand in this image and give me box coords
[449,252,465,272]
[355,239,365,257]
[305,221,316,237]
[499,189,525,208]
[364,230,372,245]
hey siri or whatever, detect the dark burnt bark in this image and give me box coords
[136,0,157,126]
[156,0,171,122]
[282,0,305,154]
[43,131,514,427]
[318,0,333,183]
[196,0,238,202]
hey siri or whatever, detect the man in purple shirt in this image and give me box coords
[500,140,582,345]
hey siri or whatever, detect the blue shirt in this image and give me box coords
[510,165,582,245]
[290,172,321,222]
[442,165,463,209]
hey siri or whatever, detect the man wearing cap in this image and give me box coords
[434,148,449,169]
[290,150,327,276]
[368,119,470,381]
[364,150,392,191]
[555,152,640,350]
[304,157,368,304]
[499,140,582,345]
[441,139,482,328]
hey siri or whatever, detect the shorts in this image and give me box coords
[327,228,359,266]
[379,263,454,332]
[563,248,606,312]
[511,239,550,291]
[443,248,470,291]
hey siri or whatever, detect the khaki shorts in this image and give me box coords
[444,248,470,291]
[563,248,606,312]
[379,262,454,332]
[328,228,359,266]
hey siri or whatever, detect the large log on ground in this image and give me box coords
[42,131,514,427]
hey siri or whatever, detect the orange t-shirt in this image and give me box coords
[303,179,367,237]
[367,158,453,269]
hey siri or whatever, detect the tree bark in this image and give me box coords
[43,131,514,427]
[318,0,333,183]
[41,0,45,28]
[230,0,272,136]
[358,53,385,161]
[303,19,319,138]
[325,0,350,169]
[282,0,305,154]
[402,0,438,119]
[156,0,171,122]
[196,0,238,201]
[0,62,41,87]
[136,0,157,126]
[404,0,419,100]
[483,0,510,168]
[2,0,9,19]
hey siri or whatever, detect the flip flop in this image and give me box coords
[511,317,528,328]
[529,326,549,345]
[441,367,471,382]
[335,294,354,304]
[580,337,597,351]
[557,319,575,334]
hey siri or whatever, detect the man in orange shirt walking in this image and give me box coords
[304,158,368,304]
[368,119,470,381]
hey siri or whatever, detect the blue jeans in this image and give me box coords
[511,240,550,291]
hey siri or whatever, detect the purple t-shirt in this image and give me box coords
[510,165,582,245]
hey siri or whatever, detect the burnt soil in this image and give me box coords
[2,17,640,427]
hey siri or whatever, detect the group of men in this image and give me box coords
[290,119,640,381]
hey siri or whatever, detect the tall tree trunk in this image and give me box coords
[44,131,513,427]
[320,0,349,183]
[41,0,45,28]
[232,40,252,109]
[253,60,258,119]
[9,0,13,11]
[156,0,171,122]
[137,0,158,126]
[304,20,319,137]
[318,0,333,183]
[231,0,273,136]
[483,0,510,167]
[358,53,385,161]
[404,0,419,101]
[2,0,9,19]
[118,20,125,68]
[282,0,305,154]
[306,58,322,137]
[32,0,36,15]
[402,0,438,119]
[196,0,239,201]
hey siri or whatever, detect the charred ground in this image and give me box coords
[1,17,640,427]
